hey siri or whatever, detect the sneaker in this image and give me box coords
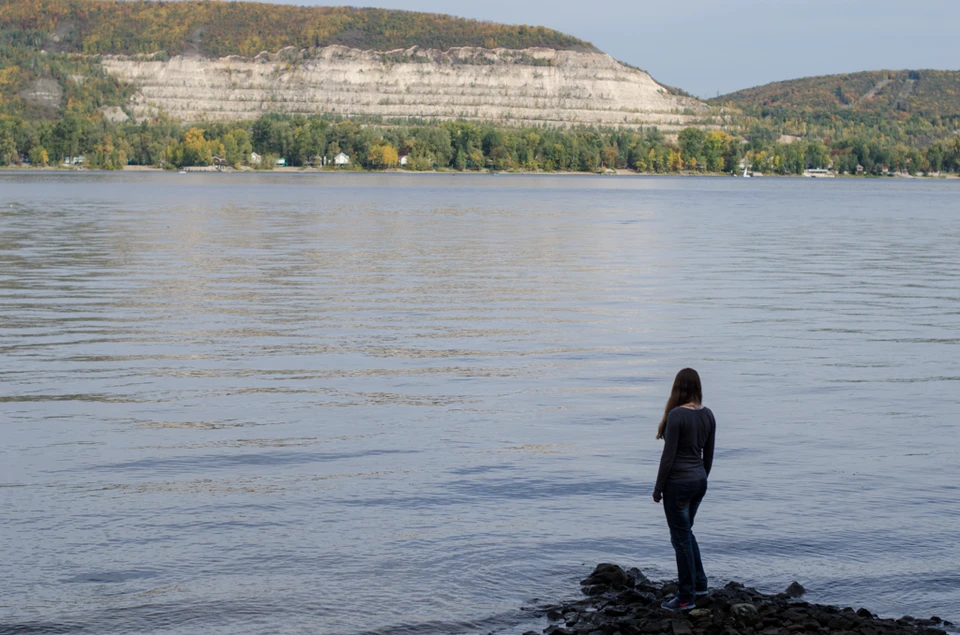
[661,596,695,612]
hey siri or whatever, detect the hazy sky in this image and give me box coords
[254,0,958,97]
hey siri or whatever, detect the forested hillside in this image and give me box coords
[713,70,960,121]
[0,0,596,57]
[708,69,960,175]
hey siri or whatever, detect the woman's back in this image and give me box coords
[654,407,716,495]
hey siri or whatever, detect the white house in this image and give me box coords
[276,158,287,167]
[398,154,409,167]
[249,152,262,165]
[334,152,350,167]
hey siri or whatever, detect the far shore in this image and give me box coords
[2,165,957,179]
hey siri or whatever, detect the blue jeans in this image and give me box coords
[662,478,708,603]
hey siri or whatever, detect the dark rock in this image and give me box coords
[635,580,660,594]
[617,588,656,606]
[782,609,806,623]
[626,567,648,585]
[785,582,806,598]
[553,564,958,635]
[640,620,661,634]
[582,564,630,589]
[826,617,847,629]
[731,603,760,625]
[757,601,778,615]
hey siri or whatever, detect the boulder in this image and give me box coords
[581,563,630,589]
[785,581,806,597]
[731,603,760,625]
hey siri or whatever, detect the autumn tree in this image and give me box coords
[28,144,48,166]
[368,142,399,169]
[166,128,224,168]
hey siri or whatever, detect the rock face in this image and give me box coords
[100,45,706,127]
[528,564,954,635]
[18,77,63,109]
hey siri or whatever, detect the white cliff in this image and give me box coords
[101,45,706,128]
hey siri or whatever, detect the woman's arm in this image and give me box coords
[703,411,716,477]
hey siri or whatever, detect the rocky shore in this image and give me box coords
[526,564,954,635]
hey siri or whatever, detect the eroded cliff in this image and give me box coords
[101,45,706,127]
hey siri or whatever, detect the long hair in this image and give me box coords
[656,368,703,439]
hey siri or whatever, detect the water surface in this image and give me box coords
[1,173,958,634]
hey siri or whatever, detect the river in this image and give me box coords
[1,173,958,634]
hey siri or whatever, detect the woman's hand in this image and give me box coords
[653,492,662,503]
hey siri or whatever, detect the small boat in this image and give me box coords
[742,167,751,178]
[178,170,187,174]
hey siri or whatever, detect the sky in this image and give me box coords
[252,0,959,97]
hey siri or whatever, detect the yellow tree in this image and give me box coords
[171,128,224,167]
[29,146,49,167]
[368,143,399,169]
[669,150,684,172]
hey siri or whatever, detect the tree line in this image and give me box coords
[5,110,960,176]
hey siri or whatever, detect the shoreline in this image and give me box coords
[1,166,957,179]
[529,564,955,635]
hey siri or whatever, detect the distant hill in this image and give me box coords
[0,0,706,129]
[711,70,960,122]
[0,0,598,57]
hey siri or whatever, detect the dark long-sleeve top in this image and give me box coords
[653,406,716,498]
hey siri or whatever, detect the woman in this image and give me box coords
[653,368,716,612]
